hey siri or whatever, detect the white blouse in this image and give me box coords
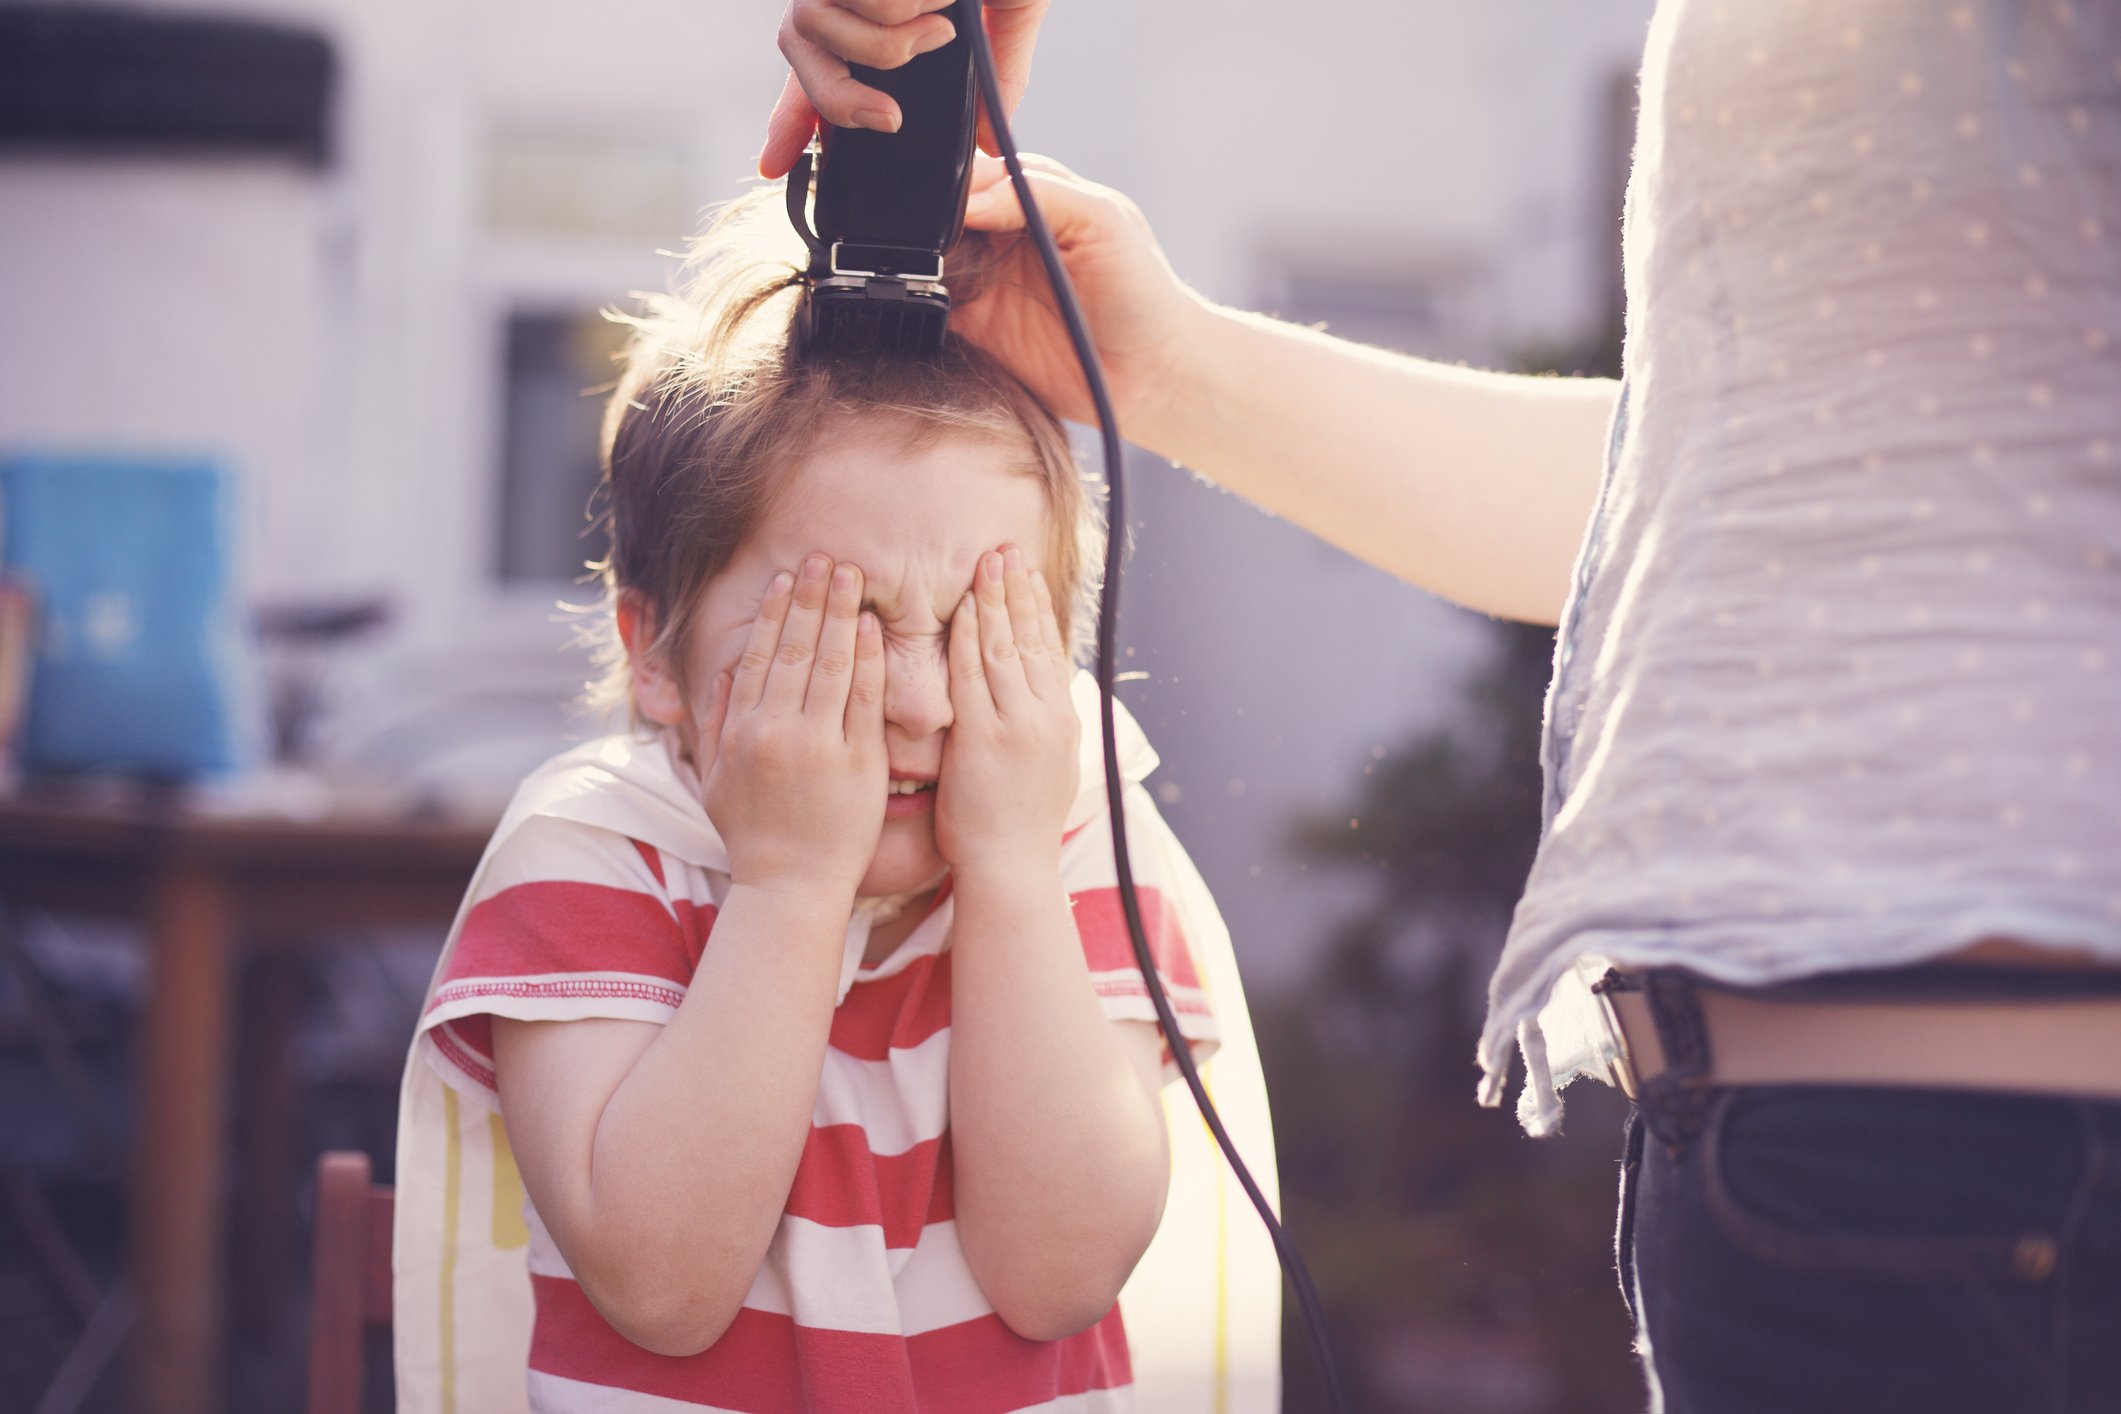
[1482,0,2121,1133]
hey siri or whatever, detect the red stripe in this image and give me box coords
[674,899,715,971]
[1069,886,1201,991]
[631,838,666,888]
[442,880,692,990]
[432,1021,496,1090]
[783,1128,953,1248]
[530,1277,1128,1413]
[829,949,953,1061]
[911,1303,1131,1406]
[447,1013,493,1059]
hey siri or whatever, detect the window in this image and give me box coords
[492,308,626,584]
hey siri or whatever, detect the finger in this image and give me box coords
[847,610,885,746]
[1030,569,1071,666]
[969,150,1078,190]
[1000,543,1048,659]
[962,159,1094,234]
[974,549,1033,714]
[695,670,734,771]
[947,590,990,717]
[793,1,955,70]
[732,571,796,710]
[806,561,863,718]
[1005,546,1060,695]
[779,17,902,133]
[767,553,833,712]
[758,72,819,179]
[832,0,955,22]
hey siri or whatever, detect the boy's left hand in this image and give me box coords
[937,546,1079,878]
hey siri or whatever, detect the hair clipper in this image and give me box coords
[788,0,980,357]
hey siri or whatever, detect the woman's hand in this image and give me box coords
[698,554,888,900]
[937,546,1080,878]
[759,0,1051,179]
[952,154,1212,451]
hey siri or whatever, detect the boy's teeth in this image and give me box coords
[888,779,934,795]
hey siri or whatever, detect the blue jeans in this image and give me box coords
[1617,975,2121,1413]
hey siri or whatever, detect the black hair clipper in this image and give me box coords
[787,0,979,357]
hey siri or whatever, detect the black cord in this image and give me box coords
[961,15,1352,1412]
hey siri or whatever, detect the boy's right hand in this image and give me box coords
[697,554,887,901]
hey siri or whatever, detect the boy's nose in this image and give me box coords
[883,638,954,740]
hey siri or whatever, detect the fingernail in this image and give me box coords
[802,554,829,581]
[770,571,795,594]
[859,611,878,636]
[910,24,954,57]
[853,107,901,134]
[832,563,859,592]
[1003,545,1024,575]
[982,553,1003,583]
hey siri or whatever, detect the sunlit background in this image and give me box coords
[0,2,1657,1409]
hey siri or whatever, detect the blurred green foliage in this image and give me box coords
[1260,620,1642,1413]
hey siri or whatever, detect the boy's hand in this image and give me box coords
[698,555,887,901]
[937,546,1079,879]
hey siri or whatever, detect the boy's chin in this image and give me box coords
[858,819,947,900]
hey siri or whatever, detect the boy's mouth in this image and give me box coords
[886,776,937,818]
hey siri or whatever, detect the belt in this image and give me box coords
[1594,969,2121,1101]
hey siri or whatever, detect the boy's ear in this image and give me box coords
[616,591,687,728]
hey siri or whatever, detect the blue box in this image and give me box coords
[0,453,261,778]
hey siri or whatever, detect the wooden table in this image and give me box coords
[0,785,493,1414]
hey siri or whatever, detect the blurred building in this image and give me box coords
[0,0,1654,982]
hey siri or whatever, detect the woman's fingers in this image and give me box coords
[766,554,833,712]
[805,561,864,718]
[775,12,902,138]
[732,570,797,711]
[973,550,1033,714]
[758,72,820,179]
[963,154,1091,230]
[760,0,979,175]
[793,0,956,72]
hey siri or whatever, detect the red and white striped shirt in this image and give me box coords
[414,727,1217,1413]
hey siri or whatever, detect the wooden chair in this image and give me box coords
[306,1151,392,1414]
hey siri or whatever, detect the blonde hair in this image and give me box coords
[587,186,1103,719]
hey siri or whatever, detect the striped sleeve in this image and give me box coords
[1062,781,1220,1075]
[422,814,713,1096]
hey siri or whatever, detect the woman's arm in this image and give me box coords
[1154,307,1617,626]
[948,865,1170,1340]
[954,160,1617,626]
[493,556,890,1356]
[492,884,851,1356]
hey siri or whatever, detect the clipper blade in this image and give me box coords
[800,275,952,358]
